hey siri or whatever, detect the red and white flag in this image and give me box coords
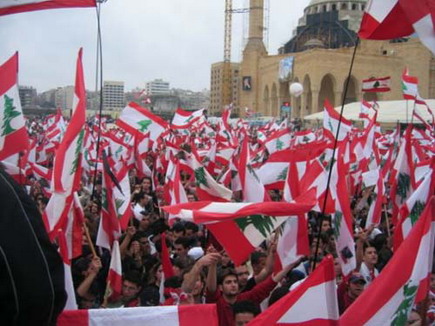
[323,99,352,142]
[362,76,391,92]
[58,304,218,326]
[0,0,96,16]
[359,0,435,56]
[247,256,339,326]
[394,161,434,250]
[402,68,420,101]
[117,102,168,142]
[0,53,29,161]
[340,196,435,325]
[105,240,123,303]
[163,193,316,265]
[171,108,204,128]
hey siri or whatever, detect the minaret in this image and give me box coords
[240,0,267,115]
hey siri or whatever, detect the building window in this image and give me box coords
[341,3,347,10]
[322,5,327,12]
[352,4,357,10]
[332,4,336,10]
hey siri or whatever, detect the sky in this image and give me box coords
[0,0,310,93]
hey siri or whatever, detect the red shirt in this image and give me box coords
[206,276,277,326]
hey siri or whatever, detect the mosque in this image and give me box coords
[232,0,435,118]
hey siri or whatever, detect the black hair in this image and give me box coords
[250,251,267,266]
[217,268,238,285]
[232,300,261,317]
[184,221,199,233]
[268,286,289,307]
[123,271,143,288]
[174,236,191,249]
[171,222,186,233]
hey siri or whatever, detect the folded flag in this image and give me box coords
[57,304,218,326]
[362,76,391,92]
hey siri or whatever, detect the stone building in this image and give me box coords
[234,0,434,118]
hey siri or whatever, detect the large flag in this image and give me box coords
[45,49,86,240]
[117,102,168,141]
[0,0,96,16]
[401,68,420,100]
[163,193,316,265]
[362,76,391,92]
[0,52,29,161]
[340,196,435,325]
[57,305,218,326]
[247,256,339,326]
[358,0,435,56]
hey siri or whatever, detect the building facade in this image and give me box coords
[231,0,435,118]
[145,79,170,96]
[18,86,37,109]
[209,62,240,116]
[103,81,125,111]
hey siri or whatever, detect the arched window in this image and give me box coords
[332,4,337,10]
[322,4,327,12]
[352,3,357,10]
[341,3,347,10]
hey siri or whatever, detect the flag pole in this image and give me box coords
[312,37,360,271]
[90,0,106,200]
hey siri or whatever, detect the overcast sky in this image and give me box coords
[0,0,309,93]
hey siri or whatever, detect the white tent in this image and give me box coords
[303,100,434,124]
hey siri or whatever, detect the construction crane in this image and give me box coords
[222,0,234,110]
[221,0,269,112]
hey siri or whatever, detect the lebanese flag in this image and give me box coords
[160,232,174,279]
[330,150,356,276]
[183,150,232,202]
[247,256,339,326]
[402,68,420,100]
[171,108,204,128]
[163,192,316,265]
[362,169,385,227]
[362,76,391,92]
[394,161,434,250]
[51,48,86,194]
[239,137,270,202]
[105,240,122,303]
[264,128,292,154]
[0,0,96,16]
[117,102,168,141]
[58,304,218,326]
[340,196,435,325]
[323,99,352,142]
[0,52,29,161]
[57,230,78,310]
[358,0,414,40]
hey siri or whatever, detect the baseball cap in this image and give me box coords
[188,247,204,261]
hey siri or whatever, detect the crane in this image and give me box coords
[221,0,269,112]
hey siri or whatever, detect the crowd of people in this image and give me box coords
[16,113,435,326]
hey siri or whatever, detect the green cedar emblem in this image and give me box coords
[276,138,284,150]
[70,129,85,175]
[2,94,21,136]
[235,214,277,238]
[277,167,288,181]
[333,211,343,238]
[102,188,108,210]
[397,173,411,202]
[137,119,152,132]
[115,198,125,218]
[409,200,426,225]
[195,167,209,187]
[391,282,418,326]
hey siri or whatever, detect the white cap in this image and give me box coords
[188,247,204,261]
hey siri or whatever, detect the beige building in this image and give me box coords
[218,0,435,118]
[209,62,240,116]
